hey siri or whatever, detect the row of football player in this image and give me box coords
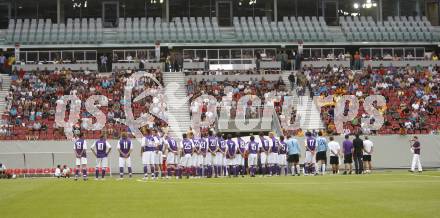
[73,129,374,180]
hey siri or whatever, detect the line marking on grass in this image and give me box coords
[133,179,440,185]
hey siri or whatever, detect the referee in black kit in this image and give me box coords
[352,134,364,174]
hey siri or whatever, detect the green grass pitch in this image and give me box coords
[0,171,439,218]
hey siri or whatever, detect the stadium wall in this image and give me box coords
[0,135,439,173]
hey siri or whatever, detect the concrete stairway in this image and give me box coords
[281,71,324,131]
[0,74,12,121]
[295,95,325,131]
[162,71,192,139]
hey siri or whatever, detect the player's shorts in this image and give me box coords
[226,155,236,166]
[118,157,132,168]
[166,152,178,165]
[248,154,258,166]
[234,155,244,166]
[363,155,372,162]
[223,156,227,166]
[195,154,205,166]
[202,154,211,166]
[96,157,108,168]
[154,151,163,165]
[278,154,287,166]
[75,157,87,166]
[287,154,299,163]
[142,151,155,165]
[205,153,215,165]
[260,152,268,165]
[344,153,353,164]
[305,151,316,163]
[330,156,339,165]
[268,152,279,165]
[214,152,224,166]
[316,151,327,162]
[180,154,193,168]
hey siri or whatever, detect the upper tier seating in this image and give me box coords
[6,18,103,45]
[234,16,333,42]
[116,17,221,43]
[340,16,440,42]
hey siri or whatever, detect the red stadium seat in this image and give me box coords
[88,167,95,174]
[21,169,28,175]
[13,169,21,175]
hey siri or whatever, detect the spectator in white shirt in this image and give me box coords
[328,136,341,174]
[54,165,62,178]
[363,136,374,173]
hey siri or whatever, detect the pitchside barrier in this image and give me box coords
[0,135,439,174]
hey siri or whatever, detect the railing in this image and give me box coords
[15,50,97,64]
[359,47,426,60]
[183,48,277,62]
[112,49,158,63]
[302,48,346,61]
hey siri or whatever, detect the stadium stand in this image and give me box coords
[7,18,103,45]
[307,65,440,135]
[6,16,439,45]
[340,16,440,42]
[0,68,167,140]
[234,16,333,42]
[187,71,287,134]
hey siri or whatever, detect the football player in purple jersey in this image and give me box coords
[304,131,317,175]
[180,133,194,179]
[206,131,218,178]
[190,132,201,177]
[268,132,279,176]
[141,129,156,180]
[236,136,247,177]
[117,132,133,179]
[198,134,208,178]
[278,135,288,176]
[164,134,179,179]
[91,134,112,180]
[152,129,164,179]
[73,133,88,181]
[258,132,270,176]
[247,136,259,177]
[226,134,237,177]
[218,133,228,177]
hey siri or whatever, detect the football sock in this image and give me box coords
[102,169,106,178]
[82,169,87,178]
[119,167,124,178]
[143,166,148,177]
[95,168,99,178]
[128,167,132,176]
[75,168,79,177]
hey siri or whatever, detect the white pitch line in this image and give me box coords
[134,179,440,186]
